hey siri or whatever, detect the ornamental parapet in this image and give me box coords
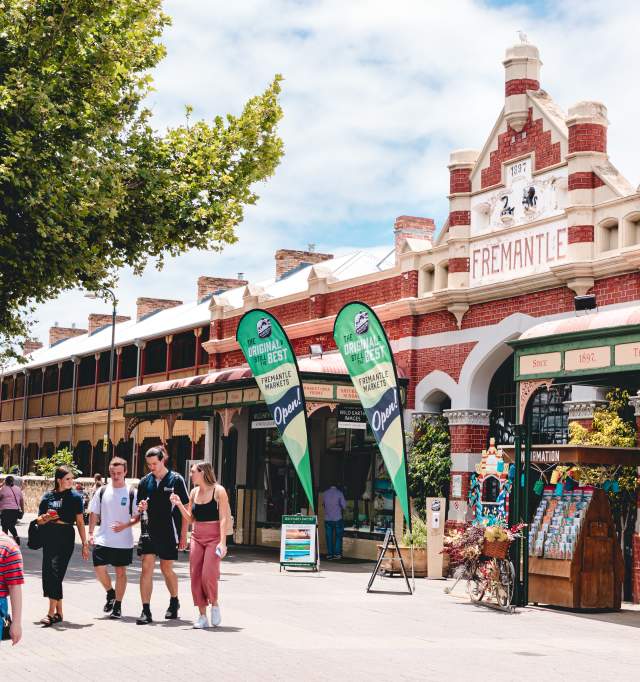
[443,408,491,427]
[563,400,607,421]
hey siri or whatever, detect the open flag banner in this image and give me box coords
[333,302,410,528]
[236,310,314,512]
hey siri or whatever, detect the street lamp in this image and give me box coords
[85,288,117,468]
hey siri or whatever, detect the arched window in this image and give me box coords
[527,385,570,444]
[488,355,517,445]
[482,475,500,504]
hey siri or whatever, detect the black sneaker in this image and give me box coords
[103,589,116,613]
[136,609,153,625]
[110,602,122,619]
[165,597,180,619]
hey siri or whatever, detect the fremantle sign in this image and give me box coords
[469,220,568,287]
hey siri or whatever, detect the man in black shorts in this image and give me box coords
[88,457,138,619]
[135,446,189,625]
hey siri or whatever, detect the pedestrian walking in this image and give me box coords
[88,457,138,620]
[89,473,103,499]
[171,462,232,629]
[0,530,23,646]
[0,476,24,545]
[36,466,89,626]
[135,446,189,625]
[323,483,346,560]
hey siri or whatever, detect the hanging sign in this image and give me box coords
[333,301,411,528]
[237,310,315,512]
[251,408,276,430]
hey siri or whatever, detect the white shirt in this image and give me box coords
[88,483,136,549]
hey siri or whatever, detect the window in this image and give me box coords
[43,365,59,393]
[14,374,25,398]
[28,370,43,396]
[144,338,167,375]
[60,361,74,390]
[1,377,11,400]
[420,265,435,295]
[120,345,138,379]
[170,331,196,370]
[321,416,394,537]
[97,350,112,384]
[527,385,570,444]
[597,218,619,253]
[488,355,517,445]
[623,212,640,248]
[435,262,449,290]
[77,355,96,387]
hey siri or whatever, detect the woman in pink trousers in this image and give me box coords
[171,462,231,629]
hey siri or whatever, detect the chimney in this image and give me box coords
[88,313,131,335]
[275,249,333,280]
[136,297,183,322]
[197,276,248,303]
[503,40,541,131]
[22,339,43,356]
[394,216,435,259]
[49,326,87,347]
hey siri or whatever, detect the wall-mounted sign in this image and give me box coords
[336,385,359,401]
[303,383,334,400]
[564,346,610,372]
[227,389,243,404]
[251,408,276,430]
[243,388,260,402]
[451,474,462,499]
[531,449,560,463]
[614,342,640,366]
[337,405,367,430]
[470,221,567,287]
[519,351,562,376]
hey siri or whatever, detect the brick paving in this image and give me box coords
[3,517,640,681]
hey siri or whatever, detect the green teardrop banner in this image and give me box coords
[236,310,314,512]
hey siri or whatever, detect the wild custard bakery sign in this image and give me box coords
[470,220,568,287]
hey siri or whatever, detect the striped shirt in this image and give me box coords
[0,533,24,598]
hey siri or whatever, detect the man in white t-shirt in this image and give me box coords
[88,456,138,619]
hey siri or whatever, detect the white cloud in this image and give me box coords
[30,0,640,341]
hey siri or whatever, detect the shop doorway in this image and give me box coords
[221,428,238,518]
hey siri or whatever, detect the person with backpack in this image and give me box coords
[88,457,138,620]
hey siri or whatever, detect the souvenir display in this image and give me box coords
[528,486,594,560]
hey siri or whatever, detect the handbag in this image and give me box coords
[9,487,23,520]
[27,519,44,550]
[0,597,10,641]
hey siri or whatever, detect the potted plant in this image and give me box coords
[379,516,429,577]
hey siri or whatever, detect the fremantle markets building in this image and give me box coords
[2,43,640,579]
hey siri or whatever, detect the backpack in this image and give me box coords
[96,485,136,524]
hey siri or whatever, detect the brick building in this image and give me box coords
[2,41,640,569]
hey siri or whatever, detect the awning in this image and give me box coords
[510,304,640,383]
[122,352,407,438]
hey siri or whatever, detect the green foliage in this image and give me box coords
[33,447,81,478]
[9,465,19,475]
[401,515,427,548]
[568,389,638,542]
[0,0,284,361]
[407,416,451,520]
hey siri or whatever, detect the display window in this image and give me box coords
[321,416,395,538]
[248,409,303,528]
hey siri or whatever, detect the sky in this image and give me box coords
[30,0,640,343]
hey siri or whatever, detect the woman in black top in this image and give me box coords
[36,466,89,625]
[171,462,231,629]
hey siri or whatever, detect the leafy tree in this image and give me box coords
[0,0,283,361]
[407,416,451,520]
[33,446,81,478]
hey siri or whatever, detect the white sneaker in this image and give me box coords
[210,605,221,627]
[193,614,209,629]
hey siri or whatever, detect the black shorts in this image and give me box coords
[93,546,134,567]
[137,534,178,561]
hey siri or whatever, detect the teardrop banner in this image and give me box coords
[332,301,410,529]
[236,310,315,513]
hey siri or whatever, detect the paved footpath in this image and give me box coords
[4,517,640,681]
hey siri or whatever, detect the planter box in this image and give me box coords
[378,545,428,577]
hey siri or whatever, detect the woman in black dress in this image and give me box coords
[36,466,89,625]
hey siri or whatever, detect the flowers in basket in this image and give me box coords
[443,522,526,566]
